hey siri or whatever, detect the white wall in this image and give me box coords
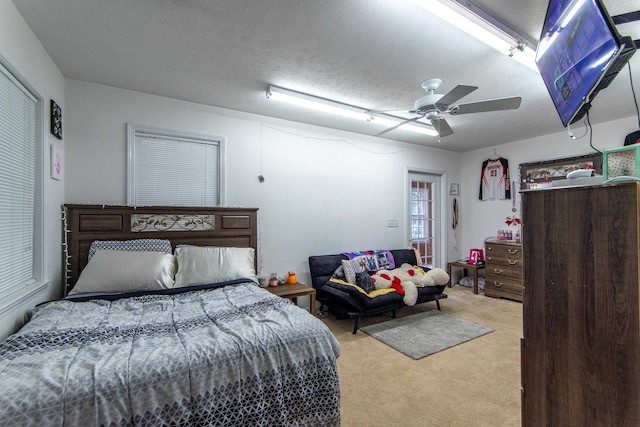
[459,115,639,256]
[65,79,462,284]
[0,1,66,339]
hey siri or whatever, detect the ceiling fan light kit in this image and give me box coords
[409,0,538,71]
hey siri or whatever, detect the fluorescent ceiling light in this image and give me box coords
[266,85,438,137]
[409,0,538,71]
[266,86,371,121]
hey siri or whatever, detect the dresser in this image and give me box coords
[521,182,640,426]
[484,239,523,301]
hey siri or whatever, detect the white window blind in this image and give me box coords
[0,63,37,295]
[128,127,223,206]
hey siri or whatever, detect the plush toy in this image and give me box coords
[394,263,415,280]
[371,270,393,289]
[371,267,419,306]
[399,280,418,306]
[424,268,449,287]
[396,263,430,287]
[371,265,449,306]
[397,263,449,287]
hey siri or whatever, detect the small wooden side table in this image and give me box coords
[266,282,316,315]
[447,261,485,295]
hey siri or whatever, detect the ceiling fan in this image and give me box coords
[371,78,522,138]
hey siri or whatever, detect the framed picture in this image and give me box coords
[519,152,602,190]
[50,100,62,140]
[50,144,62,180]
[449,183,460,195]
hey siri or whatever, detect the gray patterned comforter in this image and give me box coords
[0,282,341,426]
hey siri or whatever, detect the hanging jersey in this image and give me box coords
[479,158,510,200]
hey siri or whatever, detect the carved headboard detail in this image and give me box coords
[63,204,258,294]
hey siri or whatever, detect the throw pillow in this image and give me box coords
[332,265,345,280]
[69,250,176,295]
[88,238,172,261]
[355,271,376,293]
[174,246,257,287]
[341,259,365,284]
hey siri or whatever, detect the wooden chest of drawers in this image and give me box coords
[484,240,522,301]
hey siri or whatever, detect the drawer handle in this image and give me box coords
[493,282,503,288]
[487,256,493,260]
[508,260,518,266]
[508,249,519,254]
[493,269,503,274]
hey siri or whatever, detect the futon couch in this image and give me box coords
[308,248,448,333]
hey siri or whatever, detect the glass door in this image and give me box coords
[408,172,441,268]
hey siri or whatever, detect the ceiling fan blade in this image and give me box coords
[454,97,522,115]
[431,117,454,137]
[436,85,478,108]
[375,116,422,137]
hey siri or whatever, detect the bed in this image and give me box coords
[0,205,341,427]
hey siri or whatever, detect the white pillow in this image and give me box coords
[69,250,176,295]
[174,246,257,287]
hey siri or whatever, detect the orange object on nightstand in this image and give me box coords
[287,271,297,284]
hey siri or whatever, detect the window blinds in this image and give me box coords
[130,131,220,206]
[0,64,37,295]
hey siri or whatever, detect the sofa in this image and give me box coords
[308,248,448,333]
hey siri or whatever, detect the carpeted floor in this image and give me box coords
[319,286,522,427]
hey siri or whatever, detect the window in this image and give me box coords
[127,125,224,206]
[411,183,432,240]
[0,58,40,297]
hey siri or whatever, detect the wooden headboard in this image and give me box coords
[63,204,258,294]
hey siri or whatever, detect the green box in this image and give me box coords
[603,145,640,180]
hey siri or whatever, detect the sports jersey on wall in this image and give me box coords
[479,157,510,200]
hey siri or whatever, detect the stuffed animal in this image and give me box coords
[371,265,448,306]
[396,263,430,287]
[399,280,418,306]
[397,263,449,287]
[394,263,416,280]
[424,268,449,287]
[371,270,394,289]
[371,267,419,306]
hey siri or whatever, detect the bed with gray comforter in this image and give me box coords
[0,280,341,426]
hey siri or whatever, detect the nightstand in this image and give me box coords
[447,260,485,294]
[266,282,316,315]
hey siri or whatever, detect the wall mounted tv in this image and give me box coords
[536,0,636,127]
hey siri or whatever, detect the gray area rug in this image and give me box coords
[360,310,494,360]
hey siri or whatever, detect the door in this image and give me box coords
[408,172,441,268]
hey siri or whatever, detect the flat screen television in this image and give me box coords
[536,0,636,126]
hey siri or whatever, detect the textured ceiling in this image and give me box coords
[12,0,640,152]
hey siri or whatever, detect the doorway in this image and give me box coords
[408,172,442,268]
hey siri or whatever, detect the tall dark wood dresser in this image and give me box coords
[521,181,640,426]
